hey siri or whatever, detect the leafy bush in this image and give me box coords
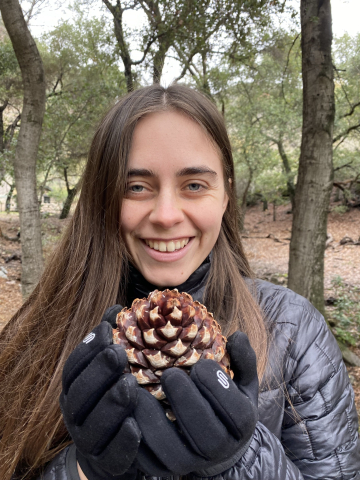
[327,276,360,347]
[332,205,348,214]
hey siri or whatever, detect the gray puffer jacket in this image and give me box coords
[40,278,360,480]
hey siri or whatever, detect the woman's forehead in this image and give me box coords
[128,110,223,173]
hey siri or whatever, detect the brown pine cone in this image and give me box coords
[113,289,233,410]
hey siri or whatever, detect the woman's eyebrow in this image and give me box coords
[127,166,217,177]
[127,168,155,177]
[176,166,217,177]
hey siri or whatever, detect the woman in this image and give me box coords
[0,85,359,480]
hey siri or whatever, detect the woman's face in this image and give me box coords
[121,110,229,287]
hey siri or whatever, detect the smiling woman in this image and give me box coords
[0,84,359,480]
[121,110,228,286]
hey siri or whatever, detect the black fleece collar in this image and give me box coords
[126,252,212,305]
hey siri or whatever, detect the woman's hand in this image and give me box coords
[133,334,258,477]
[59,313,142,480]
[226,330,259,410]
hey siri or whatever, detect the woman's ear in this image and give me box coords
[223,178,231,211]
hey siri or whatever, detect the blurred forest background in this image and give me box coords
[0,0,360,402]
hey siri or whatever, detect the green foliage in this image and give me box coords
[0,35,21,103]
[332,205,348,214]
[332,34,360,204]
[0,24,22,188]
[328,276,360,347]
[36,12,126,200]
[222,31,302,205]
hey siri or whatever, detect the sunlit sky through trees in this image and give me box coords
[27,0,360,86]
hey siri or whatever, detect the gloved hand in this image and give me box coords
[60,308,142,480]
[226,330,259,409]
[133,339,258,477]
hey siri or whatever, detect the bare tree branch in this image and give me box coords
[334,161,354,172]
[340,101,360,119]
[333,122,360,143]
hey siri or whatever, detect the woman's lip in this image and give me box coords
[141,237,195,262]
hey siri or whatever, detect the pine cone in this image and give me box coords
[113,289,233,415]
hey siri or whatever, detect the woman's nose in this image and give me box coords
[148,190,185,228]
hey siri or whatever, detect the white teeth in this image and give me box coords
[159,241,167,252]
[145,238,191,252]
[167,241,176,252]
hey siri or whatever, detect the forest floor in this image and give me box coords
[0,204,360,417]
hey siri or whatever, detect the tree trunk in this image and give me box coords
[153,46,167,84]
[59,186,78,219]
[0,101,8,154]
[288,0,334,315]
[103,0,135,92]
[239,170,252,231]
[59,168,80,219]
[277,140,296,211]
[5,183,15,212]
[0,102,7,182]
[0,0,46,297]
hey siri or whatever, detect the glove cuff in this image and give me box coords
[75,446,137,480]
[193,436,253,477]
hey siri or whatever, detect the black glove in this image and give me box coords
[60,320,142,480]
[226,330,259,409]
[192,331,259,476]
[133,352,258,477]
[101,304,124,328]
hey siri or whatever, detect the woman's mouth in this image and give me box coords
[144,238,190,252]
[141,237,194,262]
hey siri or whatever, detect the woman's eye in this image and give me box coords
[129,185,144,193]
[187,183,202,192]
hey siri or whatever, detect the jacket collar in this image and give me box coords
[126,252,212,305]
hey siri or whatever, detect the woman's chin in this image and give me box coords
[141,268,191,288]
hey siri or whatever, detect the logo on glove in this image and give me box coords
[217,369,229,389]
[83,332,96,344]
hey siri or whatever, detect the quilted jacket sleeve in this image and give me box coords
[192,287,360,480]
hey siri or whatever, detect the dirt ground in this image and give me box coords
[0,205,360,416]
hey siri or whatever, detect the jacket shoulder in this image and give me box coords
[252,278,321,325]
[39,446,74,480]
[252,279,343,390]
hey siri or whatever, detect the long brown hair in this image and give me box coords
[0,84,267,480]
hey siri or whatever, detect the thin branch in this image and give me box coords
[281,33,300,105]
[4,114,21,150]
[0,100,9,113]
[333,122,360,143]
[23,0,48,25]
[333,135,347,151]
[132,31,167,65]
[341,101,360,119]
[333,63,353,111]
[334,161,354,172]
[47,72,63,99]
[173,45,199,82]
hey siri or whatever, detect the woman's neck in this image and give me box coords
[126,252,212,306]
